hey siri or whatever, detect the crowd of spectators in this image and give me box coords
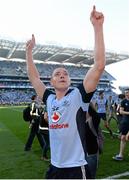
[0,59,110,79]
[0,59,114,105]
[0,89,34,105]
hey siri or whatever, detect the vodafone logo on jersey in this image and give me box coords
[51,111,61,123]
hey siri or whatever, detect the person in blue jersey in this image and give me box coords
[95,91,114,138]
[26,5,105,179]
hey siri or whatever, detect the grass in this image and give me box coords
[0,106,129,179]
[0,106,49,179]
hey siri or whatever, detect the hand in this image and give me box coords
[90,6,104,27]
[29,123,32,128]
[26,34,35,51]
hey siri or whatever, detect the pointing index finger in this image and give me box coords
[32,34,35,44]
[93,5,96,11]
[91,5,96,16]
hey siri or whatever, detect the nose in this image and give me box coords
[60,75,64,79]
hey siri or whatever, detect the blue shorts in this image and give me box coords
[45,164,91,179]
[86,153,98,179]
[121,122,129,135]
[98,113,107,121]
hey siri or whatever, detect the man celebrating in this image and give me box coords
[26,6,105,179]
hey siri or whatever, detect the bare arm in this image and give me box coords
[120,107,129,115]
[26,35,46,99]
[83,6,105,93]
[44,112,48,123]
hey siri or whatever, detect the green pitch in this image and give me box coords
[0,106,129,179]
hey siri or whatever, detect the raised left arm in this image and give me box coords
[83,6,105,93]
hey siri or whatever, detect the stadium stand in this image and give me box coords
[0,38,129,105]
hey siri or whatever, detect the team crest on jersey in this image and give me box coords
[51,111,61,123]
[62,100,70,107]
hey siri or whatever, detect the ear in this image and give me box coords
[69,78,71,85]
[50,77,54,86]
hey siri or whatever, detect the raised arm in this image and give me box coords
[26,34,46,99]
[83,6,105,93]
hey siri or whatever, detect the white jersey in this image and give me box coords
[43,84,94,168]
[96,97,107,113]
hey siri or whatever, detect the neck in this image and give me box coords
[55,88,69,100]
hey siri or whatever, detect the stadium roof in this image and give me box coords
[0,38,129,66]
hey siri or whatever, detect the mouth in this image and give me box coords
[59,80,66,83]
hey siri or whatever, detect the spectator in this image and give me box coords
[116,94,125,133]
[39,104,50,161]
[107,95,117,122]
[85,102,101,179]
[24,95,44,151]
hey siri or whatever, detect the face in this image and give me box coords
[99,92,104,98]
[50,68,71,91]
[109,96,112,100]
[125,90,129,99]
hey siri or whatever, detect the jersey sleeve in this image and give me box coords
[77,83,96,103]
[121,99,125,108]
[42,89,55,104]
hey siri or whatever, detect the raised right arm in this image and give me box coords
[26,34,46,99]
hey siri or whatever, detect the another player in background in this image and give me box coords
[95,91,114,138]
